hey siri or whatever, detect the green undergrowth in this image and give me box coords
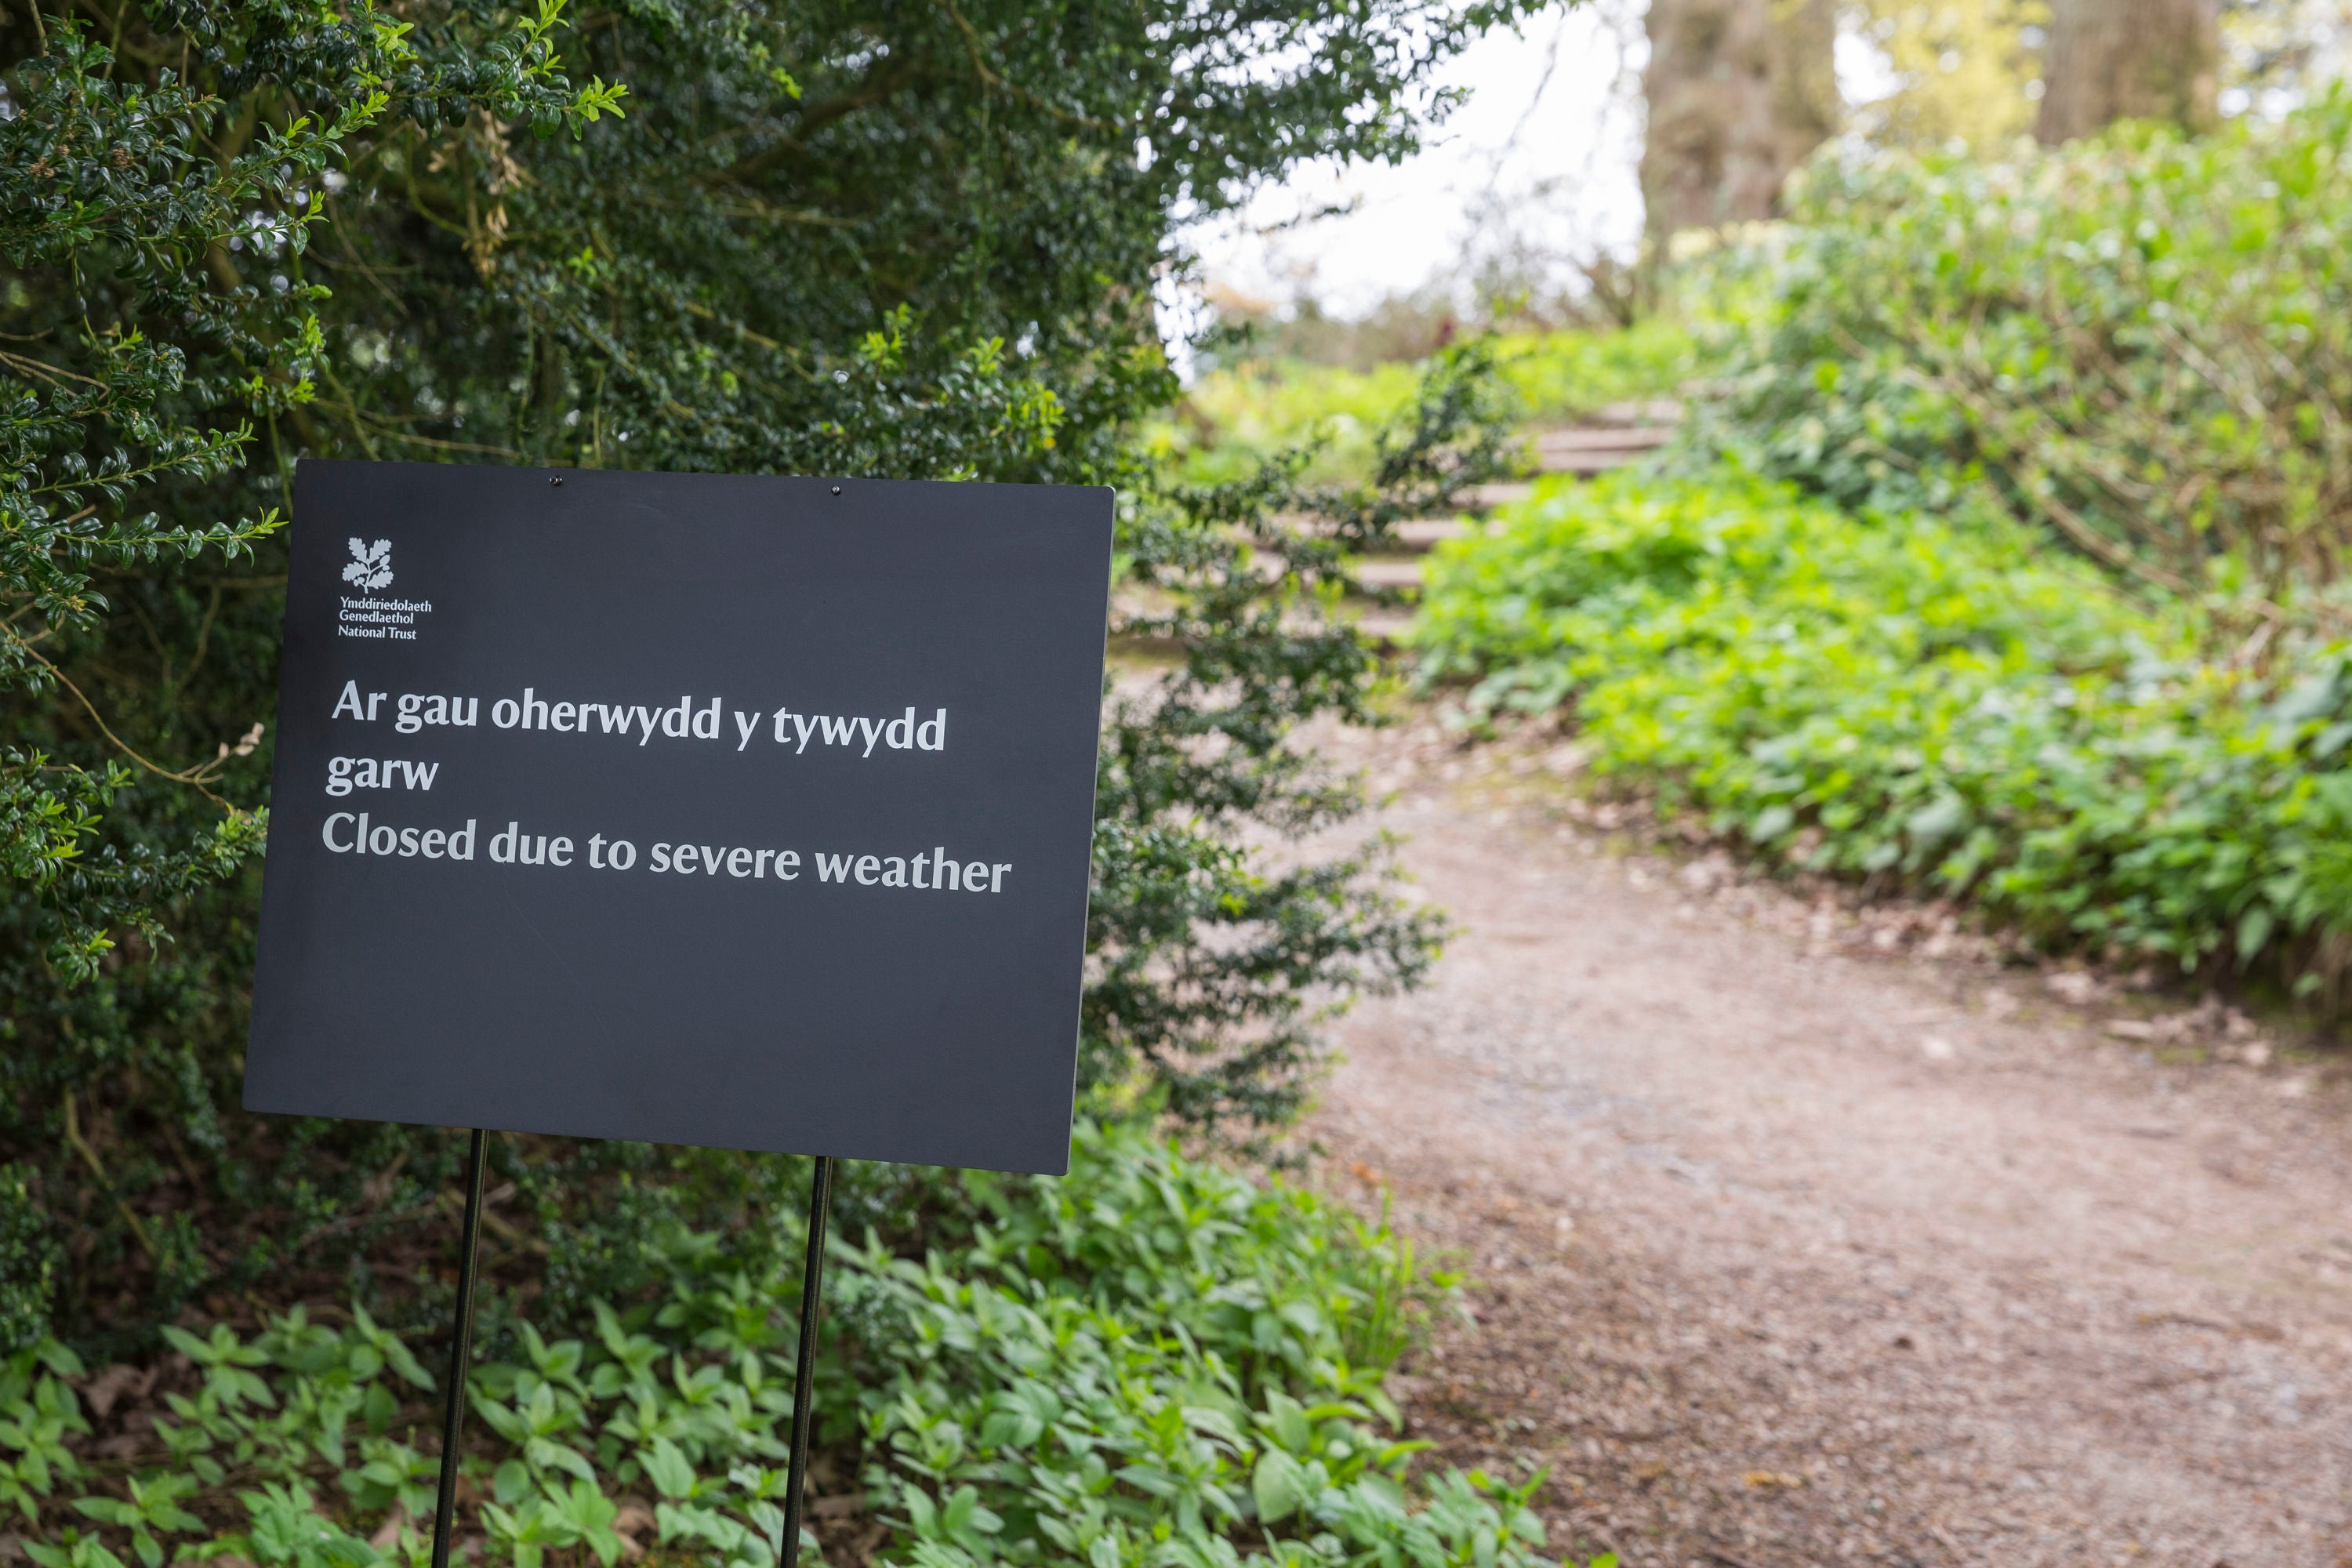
[5,1123,1588,1568]
[1413,471,2352,990]
[1155,321,1703,488]
[1495,321,1704,428]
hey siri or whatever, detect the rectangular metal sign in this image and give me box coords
[245,461,1112,1174]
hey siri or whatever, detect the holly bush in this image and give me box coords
[2,0,1525,1355]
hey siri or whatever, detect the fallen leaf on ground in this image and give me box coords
[368,1508,408,1551]
[79,1362,151,1420]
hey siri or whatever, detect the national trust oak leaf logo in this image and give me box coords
[330,535,428,643]
[343,537,394,593]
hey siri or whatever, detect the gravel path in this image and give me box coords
[1309,724,2352,1566]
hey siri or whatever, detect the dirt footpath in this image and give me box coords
[1309,726,2352,1567]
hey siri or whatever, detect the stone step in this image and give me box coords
[1588,398,1685,426]
[1391,518,1470,552]
[1537,423,1673,450]
[1470,481,1534,510]
[1537,447,1652,477]
[1353,559,1427,591]
[1530,425,1674,475]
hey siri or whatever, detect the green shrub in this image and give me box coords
[1495,319,1706,426]
[1702,92,2352,601]
[1155,358,1427,488]
[4,1124,1584,1568]
[1414,471,2352,987]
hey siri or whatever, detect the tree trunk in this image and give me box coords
[2034,0,2220,143]
[1640,0,1838,239]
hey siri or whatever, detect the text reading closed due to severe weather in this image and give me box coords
[314,678,1017,896]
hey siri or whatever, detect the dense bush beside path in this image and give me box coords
[1,0,1521,1357]
[1414,472,2352,993]
[1700,89,2352,606]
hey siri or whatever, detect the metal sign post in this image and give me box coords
[423,1145,836,1566]
[779,1156,834,1568]
[428,1130,488,1568]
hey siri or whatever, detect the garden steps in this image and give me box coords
[1342,415,1677,644]
[1354,558,1432,590]
[1529,421,1674,474]
[1378,420,1673,554]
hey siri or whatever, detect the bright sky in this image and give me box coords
[1178,2,1648,325]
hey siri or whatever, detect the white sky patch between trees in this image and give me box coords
[1171,3,1646,335]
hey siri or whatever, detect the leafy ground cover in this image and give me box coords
[1413,470,2352,993]
[6,1123,1578,1568]
[1154,321,1703,488]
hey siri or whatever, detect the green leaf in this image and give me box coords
[34,1343,86,1381]
[1262,1390,1312,1456]
[1253,1449,1306,1524]
[1905,792,1969,844]
[2237,903,2276,964]
[638,1438,695,1501]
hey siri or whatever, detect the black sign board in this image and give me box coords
[245,462,1112,1174]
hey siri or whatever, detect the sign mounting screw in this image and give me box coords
[550,475,564,487]
[831,485,842,495]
